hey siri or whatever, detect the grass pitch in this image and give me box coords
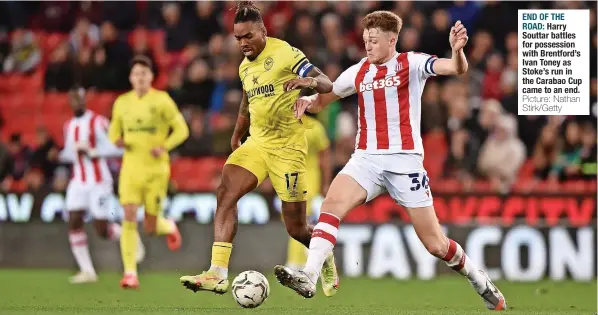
[0,269,595,315]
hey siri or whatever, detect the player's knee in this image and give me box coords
[424,238,449,258]
[216,182,239,209]
[123,205,137,221]
[143,219,157,235]
[94,223,110,239]
[68,214,84,231]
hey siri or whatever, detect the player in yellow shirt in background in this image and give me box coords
[286,113,332,270]
[109,56,189,289]
[180,1,339,297]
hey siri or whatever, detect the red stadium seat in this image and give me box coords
[42,92,69,114]
[149,30,166,53]
[42,33,68,55]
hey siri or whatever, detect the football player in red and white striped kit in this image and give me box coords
[59,87,145,284]
[274,11,506,311]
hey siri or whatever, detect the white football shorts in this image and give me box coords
[65,181,114,219]
[339,151,433,208]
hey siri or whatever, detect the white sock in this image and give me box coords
[208,265,228,278]
[442,239,486,291]
[69,230,95,275]
[303,212,340,284]
[108,223,122,241]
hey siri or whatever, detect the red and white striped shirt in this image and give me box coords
[59,110,122,184]
[332,51,437,154]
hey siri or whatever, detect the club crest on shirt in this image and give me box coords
[395,63,403,72]
[264,57,274,71]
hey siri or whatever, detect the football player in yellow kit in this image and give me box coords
[109,56,189,289]
[180,1,339,297]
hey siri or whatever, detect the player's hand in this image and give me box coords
[150,146,166,158]
[294,96,314,119]
[449,20,468,51]
[75,143,90,156]
[284,77,314,92]
[231,138,241,152]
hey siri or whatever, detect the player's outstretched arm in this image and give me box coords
[231,91,250,151]
[431,20,469,76]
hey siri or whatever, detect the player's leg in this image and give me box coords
[275,153,384,298]
[383,155,506,310]
[285,194,313,269]
[118,176,142,289]
[142,174,180,251]
[65,184,97,284]
[90,183,145,263]
[180,138,267,294]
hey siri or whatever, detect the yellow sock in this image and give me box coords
[286,237,307,268]
[155,216,175,235]
[120,220,138,274]
[210,242,233,269]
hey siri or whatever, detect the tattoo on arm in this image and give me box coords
[239,91,249,117]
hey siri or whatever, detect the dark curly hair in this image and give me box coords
[234,1,263,24]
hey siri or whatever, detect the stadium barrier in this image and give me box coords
[0,192,595,282]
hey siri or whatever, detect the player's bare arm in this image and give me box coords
[231,91,250,151]
[284,66,333,94]
[431,20,469,76]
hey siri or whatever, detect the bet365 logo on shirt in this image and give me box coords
[359,76,400,92]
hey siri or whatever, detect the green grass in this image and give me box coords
[0,270,595,315]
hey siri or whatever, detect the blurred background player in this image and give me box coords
[108,55,189,289]
[276,11,507,311]
[179,1,339,297]
[286,112,332,270]
[59,86,145,284]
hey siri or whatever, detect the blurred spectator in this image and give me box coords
[32,2,73,32]
[88,47,114,90]
[44,43,74,92]
[69,17,99,56]
[0,30,10,72]
[51,166,69,193]
[0,141,13,182]
[178,111,213,157]
[398,27,420,52]
[481,52,504,100]
[477,114,526,193]
[210,61,241,112]
[443,97,477,179]
[101,2,138,31]
[181,59,214,111]
[131,28,158,76]
[30,127,60,182]
[3,29,41,74]
[532,124,562,180]
[448,1,481,32]
[74,47,93,88]
[579,121,598,179]
[420,9,451,58]
[210,111,235,157]
[6,133,32,181]
[475,1,517,51]
[99,21,132,90]
[167,66,185,108]
[549,120,583,181]
[192,2,222,44]
[162,3,189,52]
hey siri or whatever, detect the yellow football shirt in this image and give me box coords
[304,115,330,196]
[108,88,189,172]
[239,37,315,151]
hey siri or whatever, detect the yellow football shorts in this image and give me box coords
[226,137,307,202]
[118,167,169,216]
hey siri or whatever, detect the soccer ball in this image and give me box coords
[231,271,270,308]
